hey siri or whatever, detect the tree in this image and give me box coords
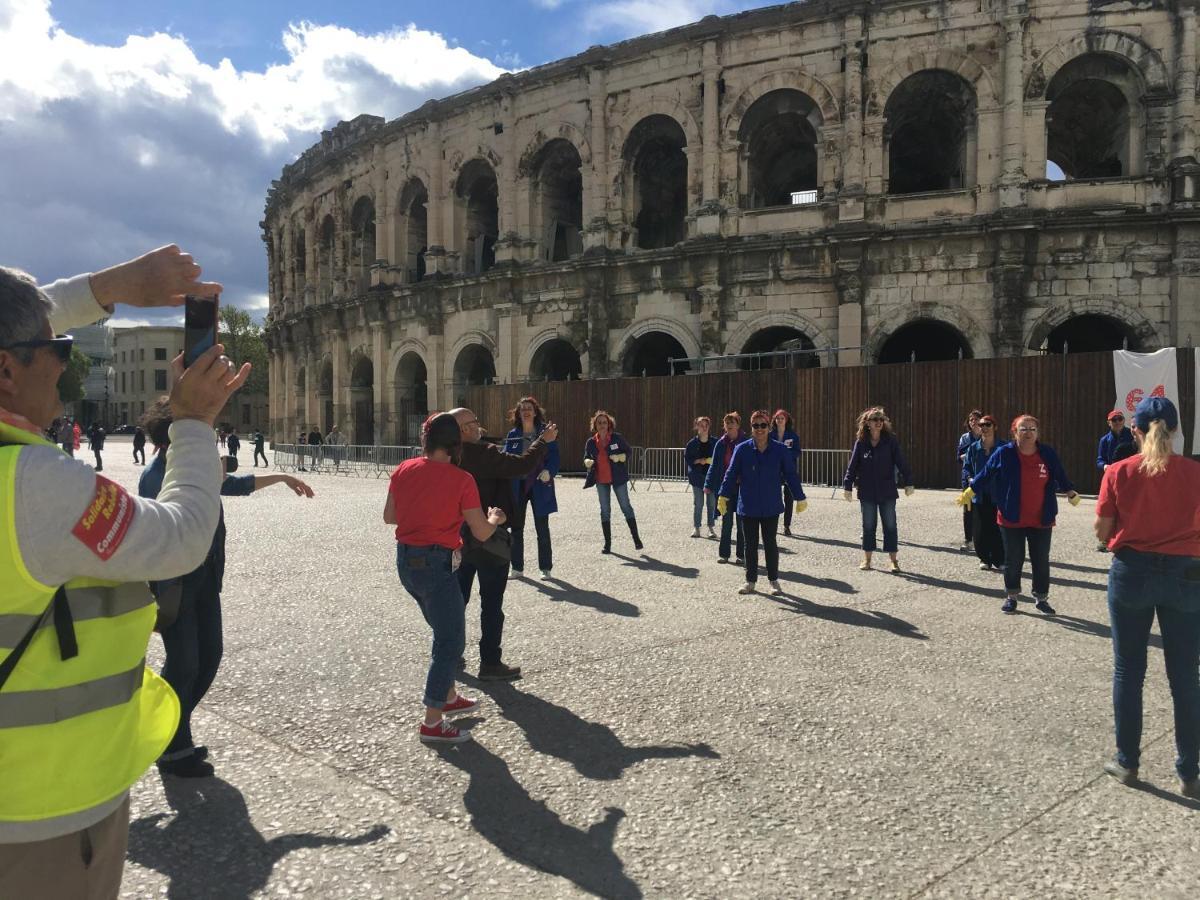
[219,305,269,397]
[57,347,91,404]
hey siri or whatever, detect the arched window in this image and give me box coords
[318,215,335,302]
[453,344,496,406]
[1046,55,1139,180]
[530,140,583,262]
[1044,314,1139,353]
[350,356,374,444]
[738,90,820,208]
[396,178,428,283]
[393,352,429,444]
[455,160,498,275]
[529,338,583,381]
[739,326,819,369]
[623,331,691,376]
[884,71,977,195]
[878,319,973,363]
[624,116,688,250]
[349,197,376,294]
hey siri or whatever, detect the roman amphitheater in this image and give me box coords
[262,0,1200,444]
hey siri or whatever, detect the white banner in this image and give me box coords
[1113,348,1184,453]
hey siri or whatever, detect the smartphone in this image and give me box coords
[183,295,219,367]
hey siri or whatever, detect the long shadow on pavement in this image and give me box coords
[611,552,700,578]
[775,569,858,594]
[1013,608,1163,649]
[460,676,721,780]
[527,576,640,617]
[770,595,928,640]
[127,776,389,899]
[437,741,643,899]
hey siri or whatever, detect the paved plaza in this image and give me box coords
[89,441,1198,899]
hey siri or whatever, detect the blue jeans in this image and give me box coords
[159,562,223,756]
[511,492,553,572]
[1107,549,1200,780]
[396,544,465,709]
[859,499,898,553]
[457,554,510,666]
[596,482,635,522]
[692,486,716,528]
[1000,526,1052,596]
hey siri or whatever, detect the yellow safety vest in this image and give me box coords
[0,421,179,824]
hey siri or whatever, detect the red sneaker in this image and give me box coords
[419,718,471,744]
[442,694,480,716]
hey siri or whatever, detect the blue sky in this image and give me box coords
[0,0,764,328]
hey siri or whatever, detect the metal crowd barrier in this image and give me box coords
[629,446,853,490]
[272,443,420,477]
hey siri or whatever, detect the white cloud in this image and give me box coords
[0,0,507,324]
[105,317,155,329]
[582,0,750,37]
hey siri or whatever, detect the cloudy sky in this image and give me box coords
[0,0,763,328]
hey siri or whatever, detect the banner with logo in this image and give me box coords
[1112,348,1183,453]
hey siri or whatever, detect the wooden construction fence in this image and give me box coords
[465,349,1197,495]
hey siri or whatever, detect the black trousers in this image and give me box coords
[782,486,794,530]
[133,445,145,464]
[254,448,268,467]
[972,498,1005,567]
[962,505,974,542]
[741,515,780,582]
[160,564,223,755]
[456,552,510,665]
[719,508,744,560]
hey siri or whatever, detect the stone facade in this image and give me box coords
[262,0,1200,445]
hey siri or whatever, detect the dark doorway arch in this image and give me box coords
[738,89,820,208]
[1045,314,1138,353]
[625,115,688,250]
[884,70,977,194]
[878,319,973,363]
[623,331,691,376]
[531,140,584,261]
[453,344,496,406]
[350,356,374,444]
[349,196,376,294]
[529,339,583,381]
[1045,54,1139,180]
[393,352,428,444]
[739,326,819,369]
[456,159,499,275]
[397,178,428,283]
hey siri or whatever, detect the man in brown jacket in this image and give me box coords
[451,407,558,680]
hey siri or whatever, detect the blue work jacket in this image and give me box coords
[961,439,1003,498]
[1096,428,1134,471]
[842,433,912,502]
[775,429,801,471]
[703,432,746,496]
[504,426,560,516]
[968,441,1075,528]
[684,435,718,488]
[583,432,632,489]
[719,438,807,518]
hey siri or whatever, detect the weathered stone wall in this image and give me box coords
[263,0,1200,444]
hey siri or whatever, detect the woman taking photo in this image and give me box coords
[385,412,506,745]
[503,396,559,579]
[961,414,1079,615]
[772,409,802,536]
[842,407,913,573]
[1094,397,1200,798]
[583,410,642,553]
[719,410,806,595]
[684,416,717,538]
[957,410,983,551]
[961,414,1005,571]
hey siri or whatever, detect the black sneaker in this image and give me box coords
[158,754,215,778]
[479,662,522,681]
[1103,759,1138,785]
[1182,778,1199,799]
[1034,597,1057,616]
[1001,596,1018,614]
[457,656,467,671]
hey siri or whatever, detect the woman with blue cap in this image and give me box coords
[1094,396,1200,799]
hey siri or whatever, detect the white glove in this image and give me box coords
[538,470,551,483]
[611,453,627,464]
[583,458,594,469]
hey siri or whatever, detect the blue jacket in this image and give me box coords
[956,431,975,487]
[961,439,1003,499]
[969,441,1075,528]
[1096,428,1134,471]
[719,438,806,518]
[684,435,718,488]
[703,432,746,496]
[775,429,801,471]
[504,426,560,516]
[842,433,912,502]
[583,432,632,489]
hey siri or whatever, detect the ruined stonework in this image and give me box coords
[262,0,1200,445]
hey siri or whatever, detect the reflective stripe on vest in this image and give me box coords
[0,426,180,824]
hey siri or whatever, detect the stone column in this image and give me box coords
[371,146,390,286]
[370,321,387,444]
[426,120,448,275]
[840,13,866,221]
[834,244,866,366]
[694,39,723,237]
[303,202,317,309]
[1175,3,1198,162]
[280,219,292,306]
[332,189,347,298]
[998,0,1027,208]
[495,90,520,265]
[584,65,616,252]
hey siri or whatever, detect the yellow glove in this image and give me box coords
[1068,492,1081,507]
[538,470,551,483]
[794,500,807,514]
[698,457,712,466]
[717,496,729,516]
[956,486,975,510]
[904,485,915,497]
[583,458,594,469]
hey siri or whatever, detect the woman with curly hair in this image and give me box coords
[503,396,559,579]
[771,409,802,536]
[583,410,642,554]
[842,407,913,573]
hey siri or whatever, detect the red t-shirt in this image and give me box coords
[594,434,613,485]
[388,456,481,550]
[1096,455,1200,555]
[999,449,1051,529]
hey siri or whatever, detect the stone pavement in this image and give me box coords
[87,441,1198,898]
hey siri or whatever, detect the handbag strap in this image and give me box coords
[0,586,77,692]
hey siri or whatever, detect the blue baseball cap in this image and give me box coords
[1133,396,1178,432]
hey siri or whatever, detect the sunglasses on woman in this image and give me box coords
[1,334,74,363]
[751,421,770,429]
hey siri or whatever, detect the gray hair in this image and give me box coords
[0,266,55,363]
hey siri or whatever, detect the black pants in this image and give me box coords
[719,508,744,560]
[456,553,510,665]
[782,486,794,530]
[962,505,974,542]
[133,445,145,464]
[511,492,553,572]
[1000,526,1052,597]
[741,515,780,582]
[160,564,223,755]
[92,448,103,471]
[972,498,1005,567]
[254,448,268,467]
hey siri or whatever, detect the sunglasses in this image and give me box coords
[2,334,74,363]
[1110,417,1124,422]
[979,423,994,428]
[751,422,770,429]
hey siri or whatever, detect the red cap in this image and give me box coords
[1107,409,1125,421]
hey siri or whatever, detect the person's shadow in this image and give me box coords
[611,553,700,579]
[437,741,643,899]
[770,595,928,640]
[531,576,640,617]
[127,776,389,899]
[461,677,721,780]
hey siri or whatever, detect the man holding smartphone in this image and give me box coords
[0,245,248,897]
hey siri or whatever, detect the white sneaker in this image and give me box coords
[959,540,974,551]
[691,527,701,538]
[707,526,716,538]
[738,582,756,595]
[978,562,990,570]
[734,557,745,565]
[769,579,783,595]
[539,569,551,580]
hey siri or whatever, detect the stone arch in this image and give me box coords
[865,305,993,363]
[519,328,574,377]
[395,175,429,282]
[613,317,701,375]
[722,69,841,136]
[866,49,999,117]
[454,157,499,274]
[1025,30,1170,100]
[525,138,585,261]
[518,123,592,176]
[389,343,430,444]
[1024,299,1160,353]
[609,97,701,162]
[619,114,690,250]
[723,310,833,358]
[448,329,498,364]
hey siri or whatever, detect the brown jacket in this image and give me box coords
[458,437,549,530]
